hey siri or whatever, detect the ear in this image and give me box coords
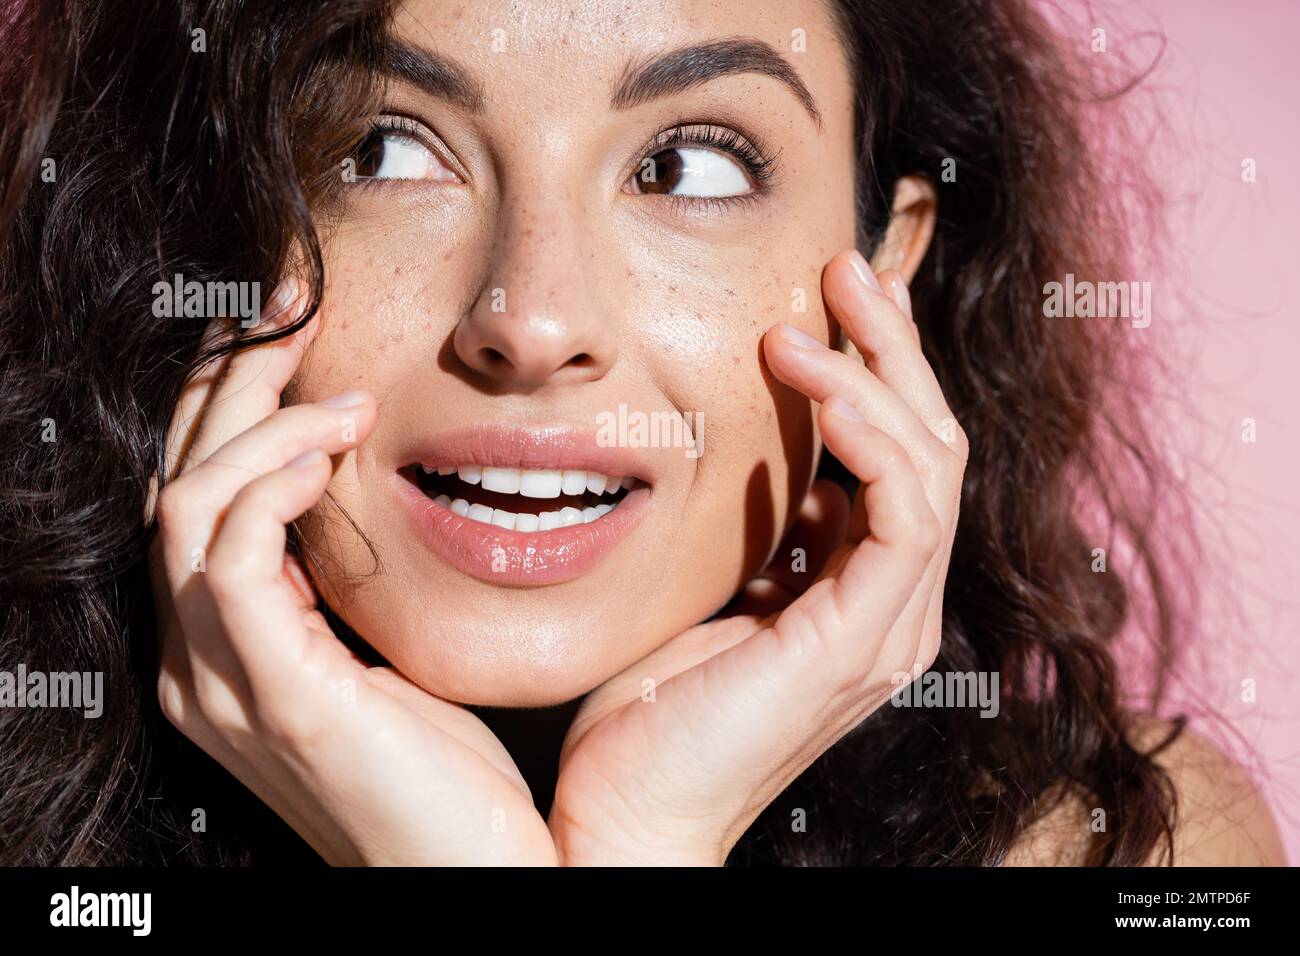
[869,175,937,282]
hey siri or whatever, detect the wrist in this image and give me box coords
[551,820,725,867]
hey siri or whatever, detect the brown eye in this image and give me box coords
[629,146,752,198]
[353,130,388,179]
[637,149,686,194]
[349,126,458,182]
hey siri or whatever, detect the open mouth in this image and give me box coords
[402,464,645,531]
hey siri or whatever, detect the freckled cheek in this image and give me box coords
[621,274,813,498]
[297,241,472,395]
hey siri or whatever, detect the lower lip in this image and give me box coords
[393,476,650,586]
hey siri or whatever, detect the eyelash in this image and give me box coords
[351,115,456,186]
[639,121,778,210]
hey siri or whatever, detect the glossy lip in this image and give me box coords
[392,424,656,587]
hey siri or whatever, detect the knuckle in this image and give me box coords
[874,442,910,476]
[205,561,251,603]
[156,671,188,727]
[952,424,970,462]
[252,695,327,753]
[228,480,273,516]
[188,670,239,731]
[205,547,261,600]
[910,509,944,557]
[915,633,942,674]
[153,484,188,530]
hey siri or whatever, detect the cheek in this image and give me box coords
[614,250,822,585]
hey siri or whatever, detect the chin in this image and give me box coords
[362,616,640,708]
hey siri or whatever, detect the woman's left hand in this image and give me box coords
[547,250,968,865]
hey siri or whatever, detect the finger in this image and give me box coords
[197,448,345,690]
[161,393,376,538]
[882,270,920,345]
[763,323,944,470]
[716,396,938,698]
[148,279,312,522]
[799,396,941,633]
[822,251,955,433]
[657,396,941,822]
[182,279,317,471]
[815,397,948,672]
[283,553,319,612]
[756,479,851,595]
[724,478,851,618]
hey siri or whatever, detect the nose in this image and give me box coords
[453,198,615,391]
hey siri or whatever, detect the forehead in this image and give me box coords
[389,0,851,120]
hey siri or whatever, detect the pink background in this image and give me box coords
[1063,0,1299,862]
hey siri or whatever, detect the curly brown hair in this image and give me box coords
[0,0,1195,865]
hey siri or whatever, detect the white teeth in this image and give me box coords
[441,492,627,530]
[427,464,634,499]
[481,466,522,494]
[447,500,624,529]
[520,469,564,499]
[426,463,638,529]
[561,470,587,496]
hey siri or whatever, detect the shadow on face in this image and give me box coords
[292,0,858,706]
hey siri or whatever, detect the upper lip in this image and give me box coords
[398,423,658,486]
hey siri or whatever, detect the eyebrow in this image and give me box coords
[611,38,822,129]
[378,36,821,129]
[381,40,485,112]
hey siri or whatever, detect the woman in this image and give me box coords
[0,0,1285,865]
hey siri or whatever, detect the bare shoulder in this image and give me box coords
[1003,715,1287,866]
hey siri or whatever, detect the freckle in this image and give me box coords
[442,249,454,261]
[393,265,402,276]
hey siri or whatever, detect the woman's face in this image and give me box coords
[294,0,858,706]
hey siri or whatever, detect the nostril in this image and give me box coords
[567,353,595,368]
[480,347,511,370]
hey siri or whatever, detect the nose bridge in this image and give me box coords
[456,172,610,389]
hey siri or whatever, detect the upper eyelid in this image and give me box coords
[637,122,778,183]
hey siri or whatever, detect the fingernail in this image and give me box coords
[320,389,369,408]
[825,395,866,422]
[848,250,882,292]
[289,447,326,468]
[889,273,913,318]
[779,324,826,350]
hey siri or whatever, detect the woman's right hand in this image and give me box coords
[146,281,557,866]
